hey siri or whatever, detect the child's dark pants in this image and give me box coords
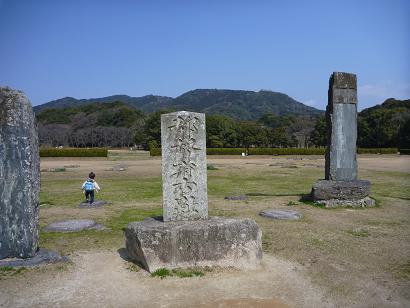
[85,190,94,203]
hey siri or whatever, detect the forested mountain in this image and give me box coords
[35,97,409,149]
[34,94,173,113]
[309,98,410,148]
[358,98,410,148]
[34,89,323,120]
[35,100,318,148]
[164,89,322,120]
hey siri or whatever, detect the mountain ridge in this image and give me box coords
[34,89,324,120]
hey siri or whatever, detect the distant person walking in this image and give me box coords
[81,172,101,204]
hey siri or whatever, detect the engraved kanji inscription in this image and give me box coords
[161,111,208,221]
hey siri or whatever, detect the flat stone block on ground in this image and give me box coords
[311,180,371,200]
[111,165,127,171]
[224,195,248,201]
[79,200,108,208]
[259,209,302,220]
[0,249,68,267]
[44,219,106,232]
[125,216,262,272]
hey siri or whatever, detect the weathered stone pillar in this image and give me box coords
[160,111,208,221]
[325,72,358,181]
[311,73,373,207]
[0,87,40,259]
[125,111,262,272]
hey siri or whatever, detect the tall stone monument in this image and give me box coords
[325,72,358,181]
[125,111,262,272]
[0,87,40,259]
[161,111,208,221]
[310,73,374,207]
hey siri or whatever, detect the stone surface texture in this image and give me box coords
[0,249,68,267]
[315,197,375,208]
[325,72,358,181]
[125,217,262,272]
[44,219,106,232]
[311,180,371,200]
[259,209,302,220]
[0,87,40,259]
[161,111,208,221]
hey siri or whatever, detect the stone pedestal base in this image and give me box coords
[310,180,374,208]
[0,249,68,267]
[314,197,375,208]
[124,216,262,272]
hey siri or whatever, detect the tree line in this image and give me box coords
[36,98,410,149]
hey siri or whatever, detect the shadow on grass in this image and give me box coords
[397,197,410,201]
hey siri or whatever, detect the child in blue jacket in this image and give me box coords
[81,172,101,204]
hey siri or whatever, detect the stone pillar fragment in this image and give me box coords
[325,72,358,181]
[0,87,40,259]
[161,111,208,221]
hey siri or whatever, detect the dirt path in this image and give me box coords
[2,249,407,308]
[0,251,327,308]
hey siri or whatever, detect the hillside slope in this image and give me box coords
[34,89,324,120]
[358,98,410,148]
[167,89,322,120]
[34,95,173,113]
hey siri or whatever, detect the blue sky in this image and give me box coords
[0,0,409,110]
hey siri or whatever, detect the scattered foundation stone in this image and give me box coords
[44,219,106,232]
[224,195,248,201]
[41,167,66,172]
[259,209,302,220]
[111,164,127,171]
[0,87,40,259]
[310,73,373,207]
[63,165,80,168]
[125,111,262,272]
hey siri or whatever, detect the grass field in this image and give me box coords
[1,150,410,307]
